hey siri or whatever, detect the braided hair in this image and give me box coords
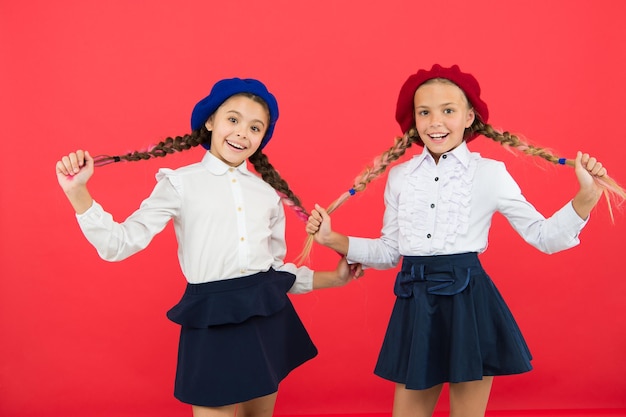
[92,125,309,221]
[297,116,626,264]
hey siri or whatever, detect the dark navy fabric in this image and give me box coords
[168,269,318,406]
[375,252,532,390]
[167,269,295,327]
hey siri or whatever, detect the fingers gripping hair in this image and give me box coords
[248,150,310,223]
[92,128,210,167]
[296,131,418,264]
[90,127,309,220]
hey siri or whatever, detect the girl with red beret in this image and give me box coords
[56,78,362,417]
[305,65,618,416]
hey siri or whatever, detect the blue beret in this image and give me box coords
[190,78,279,150]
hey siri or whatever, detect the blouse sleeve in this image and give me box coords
[76,174,182,261]
[346,167,403,269]
[268,203,314,294]
[495,163,587,254]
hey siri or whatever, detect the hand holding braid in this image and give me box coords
[473,121,626,220]
[88,127,309,221]
[296,132,418,264]
[92,129,208,167]
[298,124,626,264]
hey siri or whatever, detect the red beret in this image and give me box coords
[395,64,489,141]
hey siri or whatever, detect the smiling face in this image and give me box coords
[413,79,475,163]
[204,94,270,167]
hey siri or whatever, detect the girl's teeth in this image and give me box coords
[227,141,244,149]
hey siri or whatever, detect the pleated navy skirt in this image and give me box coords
[166,269,318,407]
[374,252,532,390]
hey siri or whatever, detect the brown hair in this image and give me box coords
[93,125,309,221]
[297,121,626,263]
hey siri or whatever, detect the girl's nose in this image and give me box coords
[429,115,443,127]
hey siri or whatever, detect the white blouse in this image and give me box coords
[347,141,587,270]
[76,151,314,293]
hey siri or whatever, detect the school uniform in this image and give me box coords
[346,141,587,390]
[76,151,317,406]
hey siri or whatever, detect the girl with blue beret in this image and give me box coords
[56,78,363,417]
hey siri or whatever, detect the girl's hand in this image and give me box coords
[575,151,607,191]
[55,150,96,214]
[55,150,94,192]
[335,257,364,287]
[312,257,364,289]
[572,151,608,219]
[306,204,333,245]
[306,203,350,254]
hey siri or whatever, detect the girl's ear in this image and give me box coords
[465,108,476,128]
[204,116,214,131]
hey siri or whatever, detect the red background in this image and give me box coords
[1,1,626,416]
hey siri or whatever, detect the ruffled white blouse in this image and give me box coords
[347,141,587,270]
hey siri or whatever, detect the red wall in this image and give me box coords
[1,1,626,416]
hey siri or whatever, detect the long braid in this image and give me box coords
[248,150,310,223]
[473,120,626,220]
[472,121,562,164]
[296,130,419,264]
[90,121,309,221]
[92,127,210,167]
[299,119,626,264]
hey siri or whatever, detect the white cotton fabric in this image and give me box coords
[347,141,587,269]
[76,151,313,293]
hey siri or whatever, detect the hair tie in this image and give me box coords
[348,188,356,196]
[558,158,566,165]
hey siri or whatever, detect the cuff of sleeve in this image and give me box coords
[279,265,314,294]
[346,236,367,264]
[564,200,589,228]
[75,200,100,221]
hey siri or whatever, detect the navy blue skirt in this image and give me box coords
[374,253,532,390]
[166,269,318,407]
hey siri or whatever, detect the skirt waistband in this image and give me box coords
[182,269,290,295]
[395,253,482,298]
[167,269,296,328]
[401,252,480,270]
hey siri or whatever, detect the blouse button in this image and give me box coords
[434,177,439,181]
[237,207,242,211]
[232,179,237,183]
[240,237,245,241]
[442,154,447,159]
[426,234,432,238]
[430,203,435,208]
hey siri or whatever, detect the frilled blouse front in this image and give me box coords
[347,142,587,270]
